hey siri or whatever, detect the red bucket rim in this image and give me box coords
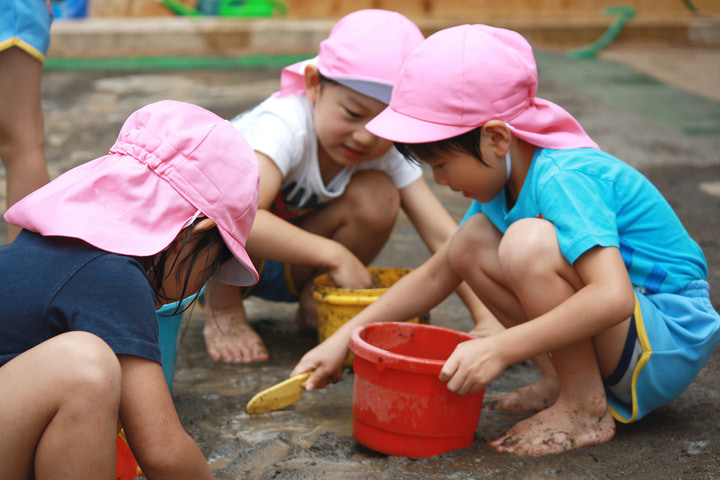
[349,322,475,375]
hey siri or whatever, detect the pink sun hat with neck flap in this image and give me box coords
[274,9,424,104]
[5,100,260,286]
[366,24,599,150]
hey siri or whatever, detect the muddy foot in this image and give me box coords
[203,315,269,363]
[488,400,615,455]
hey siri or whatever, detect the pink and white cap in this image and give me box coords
[274,9,424,104]
[366,24,599,149]
[5,100,260,286]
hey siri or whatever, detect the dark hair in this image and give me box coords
[394,127,487,166]
[142,219,233,313]
[317,71,340,88]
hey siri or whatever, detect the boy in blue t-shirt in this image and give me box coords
[291,25,720,455]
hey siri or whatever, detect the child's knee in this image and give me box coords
[448,214,499,272]
[345,171,400,228]
[53,332,122,400]
[498,218,564,279]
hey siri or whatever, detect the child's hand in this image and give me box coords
[439,337,507,395]
[290,333,349,391]
[327,249,373,290]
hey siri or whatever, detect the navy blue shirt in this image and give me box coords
[0,230,161,366]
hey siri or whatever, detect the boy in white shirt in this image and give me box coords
[203,10,501,363]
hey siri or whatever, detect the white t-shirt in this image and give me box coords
[231,94,422,220]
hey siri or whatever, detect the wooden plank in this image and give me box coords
[89,0,720,18]
[378,0,431,17]
[429,0,701,19]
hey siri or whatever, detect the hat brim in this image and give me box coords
[367,100,599,151]
[216,228,258,287]
[332,78,393,104]
[366,106,474,144]
[5,154,197,256]
[5,152,260,287]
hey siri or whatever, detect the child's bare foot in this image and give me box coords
[203,314,269,363]
[484,378,560,414]
[488,396,615,455]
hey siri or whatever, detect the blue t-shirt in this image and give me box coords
[0,230,161,367]
[461,147,707,294]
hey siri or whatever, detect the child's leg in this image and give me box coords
[293,169,400,282]
[0,332,121,479]
[483,353,559,414]
[487,218,617,454]
[292,170,400,328]
[449,214,560,413]
[0,47,50,243]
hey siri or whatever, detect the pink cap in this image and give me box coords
[275,9,424,103]
[5,100,260,286]
[366,24,598,149]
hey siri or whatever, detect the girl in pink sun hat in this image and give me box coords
[298,24,720,455]
[203,9,501,365]
[0,100,260,478]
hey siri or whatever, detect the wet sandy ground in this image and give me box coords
[2,45,720,479]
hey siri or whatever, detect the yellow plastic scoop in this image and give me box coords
[246,372,312,414]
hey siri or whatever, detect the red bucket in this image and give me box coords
[116,433,140,479]
[349,322,484,458]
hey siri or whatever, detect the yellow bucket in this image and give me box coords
[312,267,430,367]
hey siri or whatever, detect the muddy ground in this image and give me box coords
[2,46,719,479]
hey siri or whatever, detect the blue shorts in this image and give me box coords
[242,259,300,303]
[197,261,300,306]
[0,0,53,62]
[604,280,720,423]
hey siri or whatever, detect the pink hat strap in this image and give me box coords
[504,97,598,150]
[274,57,317,98]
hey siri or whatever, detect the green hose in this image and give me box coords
[683,0,701,15]
[159,0,203,16]
[567,5,636,59]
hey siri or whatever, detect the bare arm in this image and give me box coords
[118,356,214,480]
[292,241,463,390]
[246,152,370,289]
[440,245,636,394]
[398,177,456,252]
[400,178,503,334]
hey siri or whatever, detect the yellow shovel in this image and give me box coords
[246,371,312,414]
